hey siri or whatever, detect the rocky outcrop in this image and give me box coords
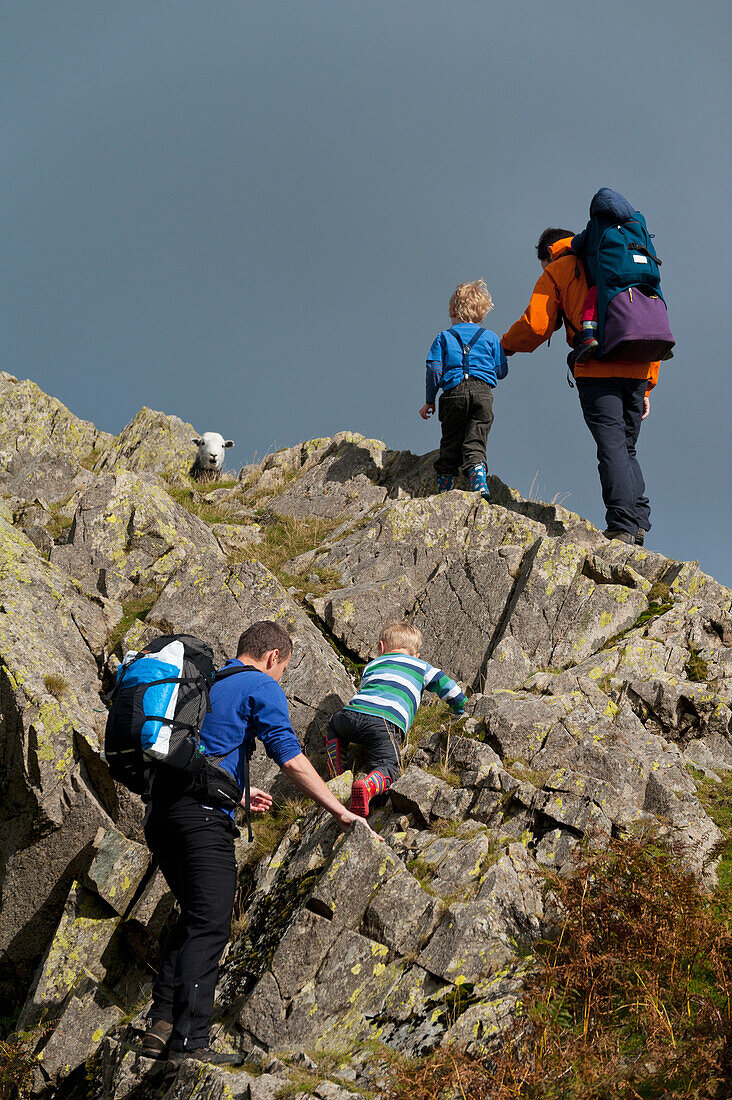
[0,373,113,474]
[50,470,223,602]
[94,407,200,483]
[0,377,730,1098]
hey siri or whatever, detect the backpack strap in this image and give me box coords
[448,326,486,379]
[212,663,258,841]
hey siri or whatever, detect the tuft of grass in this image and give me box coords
[239,515,341,582]
[692,767,732,895]
[502,759,553,790]
[595,672,616,695]
[386,833,732,1099]
[424,759,461,788]
[106,591,159,655]
[603,585,676,651]
[43,673,68,700]
[430,818,470,839]
[164,482,247,525]
[243,798,311,868]
[685,646,710,683]
[273,1068,323,1100]
[406,857,438,892]
[404,699,463,760]
[0,1028,53,1100]
[46,502,73,541]
[79,446,103,472]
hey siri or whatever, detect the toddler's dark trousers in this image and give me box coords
[435,377,495,476]
[145,796,238,1052]
[328,709,402,783]
[576,377,651,536]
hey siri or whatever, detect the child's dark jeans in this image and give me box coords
[435,377,495,476]
[327,708,402,783]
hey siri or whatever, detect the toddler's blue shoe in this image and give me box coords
[435,474,455,493]
[467,463,490,500]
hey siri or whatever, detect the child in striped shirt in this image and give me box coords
[325,621,466,817]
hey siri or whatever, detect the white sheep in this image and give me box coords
[191,433,235,479]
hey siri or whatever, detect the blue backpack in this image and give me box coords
[104,633,252,827]
[573,189,675,360]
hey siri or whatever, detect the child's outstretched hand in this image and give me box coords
[419,403,435,420]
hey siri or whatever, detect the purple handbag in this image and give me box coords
[602,286,675,360]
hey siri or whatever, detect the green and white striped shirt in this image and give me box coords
[345,652,466,735]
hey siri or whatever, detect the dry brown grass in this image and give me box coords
[386,833,732,1099]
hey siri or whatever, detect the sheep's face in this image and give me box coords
[192,433,234,474]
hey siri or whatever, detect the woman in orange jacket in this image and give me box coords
[501,228,660,545]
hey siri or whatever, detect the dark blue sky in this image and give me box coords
[3,0,730,584]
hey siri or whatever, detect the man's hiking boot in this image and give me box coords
[603,529,635,544]
[435,474,455,493]
[141,1019,173,1059]
[167,1046,243,1068]
[635,528,647,546]
[574,337,599,364]
[467,463,490,500]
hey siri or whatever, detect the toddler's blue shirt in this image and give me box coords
[426,323,508,403]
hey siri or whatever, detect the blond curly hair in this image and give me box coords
[448,280,494,324]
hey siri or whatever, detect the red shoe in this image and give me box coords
[349,779,370,817]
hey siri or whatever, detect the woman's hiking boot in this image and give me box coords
[141,1019,173,1059]
[167,1047,243,1068]
[467,463,490,500]
[324,734,345,777]
[603,529,635,544]
[435,474,455,493]
[350,770,391,817]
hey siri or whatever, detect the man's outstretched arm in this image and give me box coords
[282,752,375,833]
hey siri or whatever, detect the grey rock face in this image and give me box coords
[50,469,223,602]
[0,382,729,1095]
[265,432,390,521]
[0,372,112,474]
[0,517,121,1011]
[94,406,199,482]
[133,557,354,762]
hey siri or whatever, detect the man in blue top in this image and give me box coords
[420,279,508,500]
[142,620,367,1067]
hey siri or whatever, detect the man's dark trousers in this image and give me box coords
[435,377,495,476]
[577,377,651,537]
[145,796,238,1052]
